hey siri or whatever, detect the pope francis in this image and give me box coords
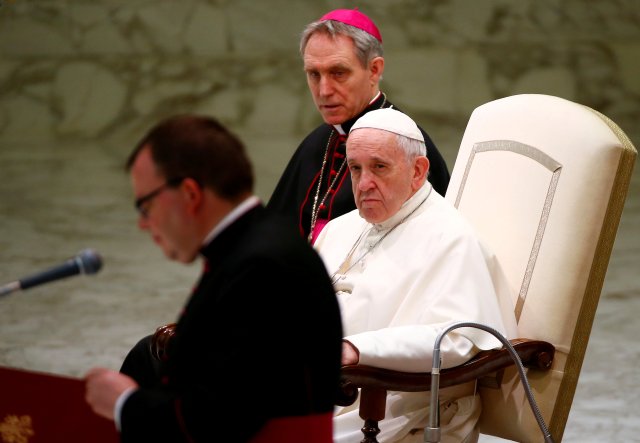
[314,108,518,443]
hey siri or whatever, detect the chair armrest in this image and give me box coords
[336,338,554,407]
[150,325,555,413]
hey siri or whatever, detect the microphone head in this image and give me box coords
[77,249,103,275]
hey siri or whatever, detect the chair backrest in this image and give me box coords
[444,94,636,442]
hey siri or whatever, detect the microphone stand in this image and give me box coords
[423,322,555,443]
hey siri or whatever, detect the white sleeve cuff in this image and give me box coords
[114,387,137,431]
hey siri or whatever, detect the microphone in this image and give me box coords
[0,249,103,297]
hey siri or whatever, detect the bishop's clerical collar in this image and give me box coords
[333,92,386,135]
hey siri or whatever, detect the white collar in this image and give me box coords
[372,183,432,231]
[203,195,261,246]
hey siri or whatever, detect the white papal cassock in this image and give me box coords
[314,182,518,443]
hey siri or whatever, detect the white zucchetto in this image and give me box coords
[350,108,424,143]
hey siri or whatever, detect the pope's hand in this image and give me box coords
[341,340,360,366]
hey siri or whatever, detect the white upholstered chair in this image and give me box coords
[337,94,637,442]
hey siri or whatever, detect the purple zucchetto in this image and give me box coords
[319,8,382,43]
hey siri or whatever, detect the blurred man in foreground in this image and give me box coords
[85,115,343,442]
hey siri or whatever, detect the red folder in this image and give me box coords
[0,366,119,443]
[249,413,333,443]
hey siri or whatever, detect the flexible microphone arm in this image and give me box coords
[423,322,555,443]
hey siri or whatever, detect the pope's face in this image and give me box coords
[347,128,427,224]
[303,33,382,125]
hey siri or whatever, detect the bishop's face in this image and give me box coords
[303,33,383,125]
[346,128,426,224]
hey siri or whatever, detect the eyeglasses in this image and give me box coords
[134,177,184,218]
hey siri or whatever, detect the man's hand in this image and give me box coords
[341,340,360,366]
[84,367,138,421]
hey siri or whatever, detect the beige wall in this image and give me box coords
[1,0,639,198]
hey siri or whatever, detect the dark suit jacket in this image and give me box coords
[120,204,343,442]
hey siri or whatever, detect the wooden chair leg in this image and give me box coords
[360,418,381,443]
[358,387,387,443]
